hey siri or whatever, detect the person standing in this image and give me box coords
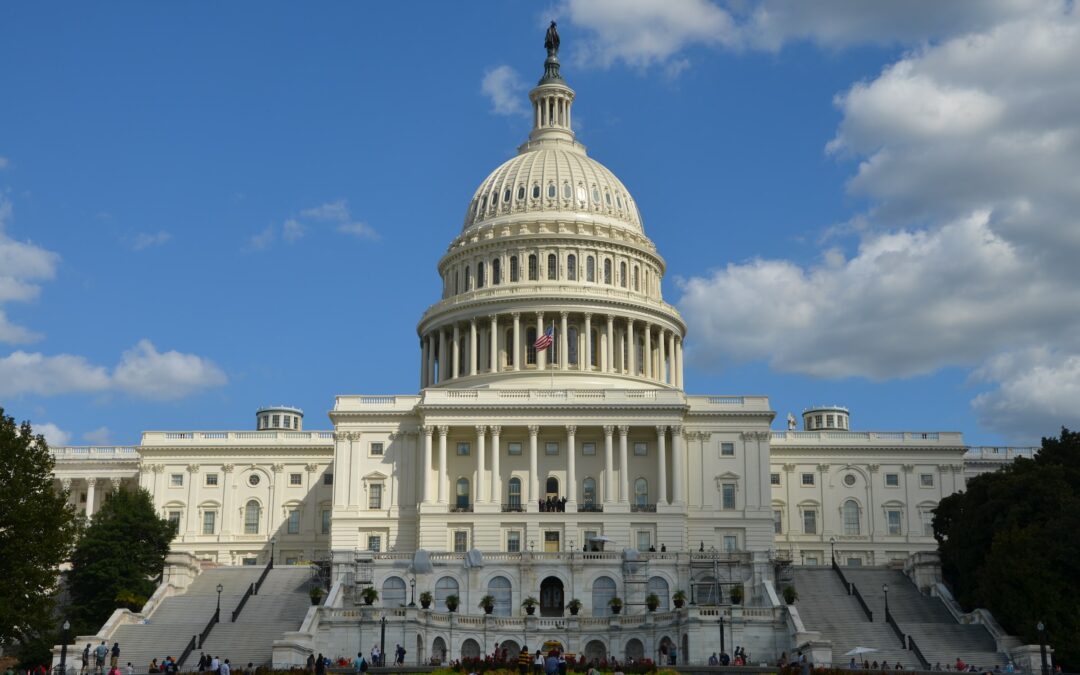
[315,654,325,675]
[81,645,91,675]
[517,646,531,675]
[93,642,108,674]
[110,644,120,669]
[219,660,231,675]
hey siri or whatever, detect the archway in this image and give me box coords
[416,634,424,667]
[540,576,564,616]
[624,639,644,662]
[498,640,520,662]
[681,635,688,665]
[460,639,481,659]
[658,636,674,666]
[583,640,607,663]
[432,637,447,665]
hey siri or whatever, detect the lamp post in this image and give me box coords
[216,583,224,622]
[529,540,535,552]
[829,537,836,564]
[1037,621,1048,675]
[270,536,276,568]
[380,615,387,667]
[409,576,416,607]
[882,583,889,619]
[59,619,70,675]
[718,613,725,657]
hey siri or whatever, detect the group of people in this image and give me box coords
[515,647,571,675]
[708,646,750,666]
[81,642,130,675]
[539,497,568,512]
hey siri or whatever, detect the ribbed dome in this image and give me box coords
[463,144,643,234]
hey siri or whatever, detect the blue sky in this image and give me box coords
[2,1,1078,447]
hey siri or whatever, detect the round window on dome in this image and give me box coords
[533,184,541,199]
[548,183,556,199]
[563,183,572,200]
[591,187,600,203]
[517,186,525,200]
[843,474,856,487]
[248,474,261,487]
[576,185,587,202]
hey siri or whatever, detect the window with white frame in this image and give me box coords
[721,483,736,510]
[634,442,647,456]
[457,442,470,456]
[170,474,183,487]
[321,509,331,534]
[453,530,468,552]
[582,442,596,456]
[204,473,218,486]
[370,442,384,456]
[803,508,818,534]
[842,500,861,535]
[369,483,383,509]
[167,510,181,528]
[289,473,302,486]
[722,535,737,554]
[636,531,651,551]
[368,535,381,552]
[287,509,300,534]
[721,442,735,456]
[508,442,522,456]
[202,510,216,535]
[920,473,934,487]
[770,473,781,486]
[244,501,261,534]
[773,509,783,534]
[545,441,559,456]
[323,473,333,485]
[801,473,815,486]
[507,530,521,552]
[887,509,903,535]
[885,473,900,487]
[921,510,934,536]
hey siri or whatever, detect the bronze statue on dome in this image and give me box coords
[545,21,560,57]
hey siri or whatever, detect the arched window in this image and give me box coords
[697,575,719,605]
[454,271,459,295]
[568,327,579,365]
[244,500,260,534]
[586,256,595,282]
[528,255,538,281]
[382,577,407,608]
[632,265,639,291]
[503,188,511,204]
[567,254,577,281]
[477,262,485,289]
[604,259,612,284]
[620,262,627,288]
[488,576,512,616]
[532,184,541,199]
[492,258,501,285]
[843,500,861,535]
[547,183,556,199]
[510,256,519,282]
[458,336,467,376]
[508,477,522,510]
[547,254,558,280]
[582,478,596,507]
[465,268,472,291]
[505,329,514,367]
[634,478,649,507]
[526,327,537,365]
[516,186,525,201]
[648,577,670,611]
[592,576,617,616]
[456,478,471,511]
[546,477,559,499]
[435,576,459,611]
[562,183,572,200]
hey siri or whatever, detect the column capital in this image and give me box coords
[475,425,487,435]
[670,424,684,436]
[271,463,284,473]
[511,311,521,319]
[333,431,350,442]
[656,425,668,436]
[489,314,499,322]
[528,425,540,437]
[489,425,502,436]
[470,316,477,325]
[626,318,634,327]
[85,477,98,486]
[60,478,72,490]
[565,425,577,435]
[603,425,615,437]
[868,464,880,473]
[606,314,615,323]
[187,464,200,474]
[305,463,319,473]
[437,426,449,437]
[617,425,630,437]
[560,311,569,319]
[583,312,592,320]
[422,425,435,437]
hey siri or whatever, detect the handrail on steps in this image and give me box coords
[177,635,197,669]
[885,606,907,648]
[232,582,255,622]
[907,635,931,670]
[850,582,875,622]
[254,555,274,595]
[197,607,219,650]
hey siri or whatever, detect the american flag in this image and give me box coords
[534,324,555,351]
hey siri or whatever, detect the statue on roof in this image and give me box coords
[787,413,797,431]
[545,21,560,57]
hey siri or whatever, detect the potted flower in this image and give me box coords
[521,596,539,615]
[360,587,379,606]
[567,598,583,616]
[445,594,460,612]
[608,597,623,615]
[730,584,744,605]
[645,593,660,612]
[419,591,433,609]
[783,585,798,605]
[309,586,325,606]
[479,595,496,614]
[672,590,687,609]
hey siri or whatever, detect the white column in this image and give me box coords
[85,477,97,517]
[452,324,461,379]
[512,312,521,371]
[469,318,478,376]
[439,329,448,382]
[627,320,636,376]
[536,311,546,370]
[422,426,434,503]
[427,334,436,387]
[476,425,487,504]
[220,465,234,534]
[644,324,652,379]
[185,465,199,534]
[618,426,630,502]
[603,426,615,505]
[659,329,667,384]
[606,315,615,373]
[675,337,684,389]
[528,425,540,508]
[668,333,677,386]
[583,313,592,372]
[420,336,429,388]
[560,312,569,370]
[437,426,448,504]
[489,315,498,373]
[672,425,685,504]
[566,425,577,509]
[656,426,668,505]
[490,426,502,505]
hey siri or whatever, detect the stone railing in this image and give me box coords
[421,388,688,406]
[963,446,1038,460]
[50,446,140,461]
[141,430,334,445]
[771,430,964,445]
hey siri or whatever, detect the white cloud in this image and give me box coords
[971,348,1080,441]
[0,340,226,400]
[131,230,172,251]
[0,195,60,344]
[337,221,379,240]
[0,156,9,170]
[0,311,42,344]
[251,200,376,249]
[82,426,112,444]
[37,422,71,447]
[300,200,350,222]
[481,65,528,116]
[247,225,276,250]
[282,218,305,242]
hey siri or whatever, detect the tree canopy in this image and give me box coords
[934,427,1080,669]
[68,487,176,632]
[0,408,78,649]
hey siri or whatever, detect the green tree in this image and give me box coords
[934,427,1080,670]
[0,408,78,649]
[68,488,176,632]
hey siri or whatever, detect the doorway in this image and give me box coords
[544,530,560,552]
[540,576,564,616]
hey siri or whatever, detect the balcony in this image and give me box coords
[578,503,604,513]
[630,503,657,513]
[450,504,473,513]
[501,503,525,513]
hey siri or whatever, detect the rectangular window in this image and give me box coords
[721,483,736,509]
[245,507,259,534]
[369,484,383,509]
[370,442,384,456]
[582,442,596,456]
[803,509,818,535]
[508,442,522,456]
[204,473,218,486]
[826,414,835,428]
[367,535,381,553]
[243,557,258,566]
[545,441,559,456]
[773,509,783,534]
[721,442,735,456]
[885,473,899,487]
[202,510,216,535]
[287,509,300,534]
[170,474,183,487]
[922,513,934,537]
[168,510,181,528]
[323,473,333,485]
[634,442,647,456]
[289,473,302,486]
[272,414,280,427]
[285,556,299,566]
[507,530,521,553]
[887,510,903,535]
[920,473,934,487]
[637,531,651,551]
[453,530,468,552]
[801,473,815,486]
[770,473,781,486]
[723,535,737,553]
[804,555,819,566]
[321,509,331,534]
[583,530,597,549]
[457,442,470,456]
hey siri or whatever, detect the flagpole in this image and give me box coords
[550,321,556,390]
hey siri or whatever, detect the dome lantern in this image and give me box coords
[528,21,575,145]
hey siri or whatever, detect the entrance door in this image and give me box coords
[540,576,564,616]
[544,531,560,552]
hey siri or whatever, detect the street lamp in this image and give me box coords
[380,615,387,667]
[529,540,535,552]
[829,537,836,564]
[270,536,276,567]
[59,619,70,675]
[882,583,889,618]
[216,583,224,621]
[409,577,416,607]
[1037,621,1048,675]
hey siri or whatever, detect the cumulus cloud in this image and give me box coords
[282,218,305,242]
[971,347,1080,441]
[250,199,376,249]
[37,422,71,447]
[131,230,172,250]
[82,426,112,444]
[0,195,59,344]
[481,65,528,116]
[0,340,226,400]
